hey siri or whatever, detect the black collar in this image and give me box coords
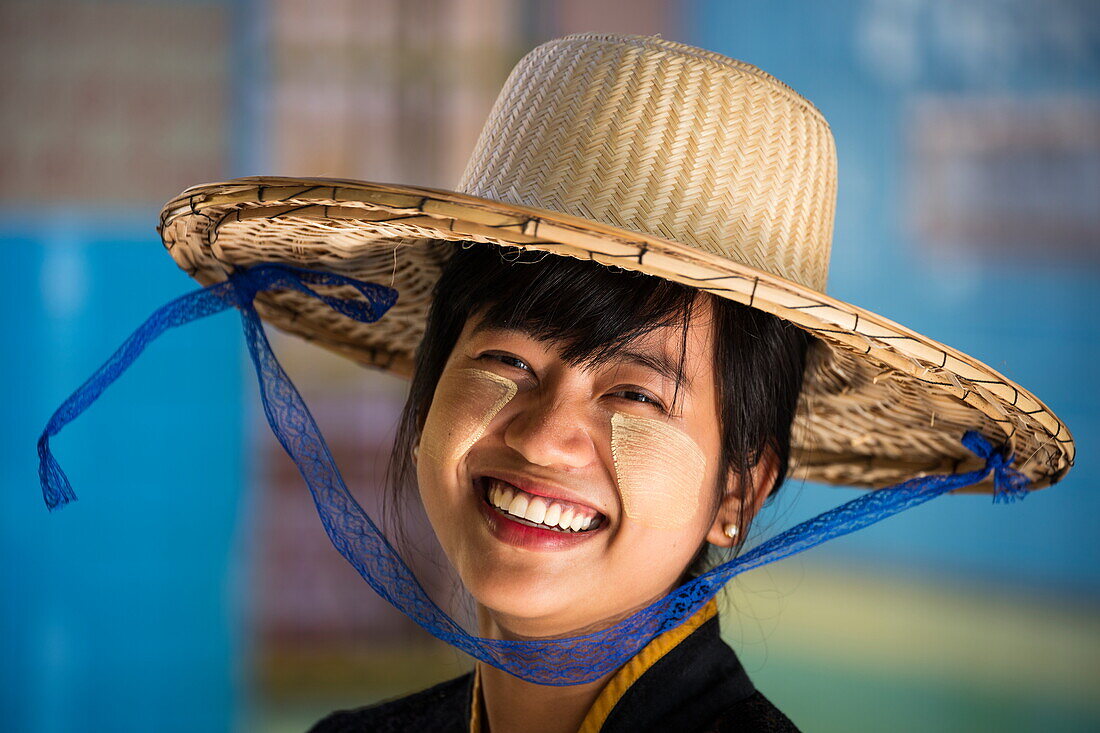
[597,613,757,732]
[308,607,789,733]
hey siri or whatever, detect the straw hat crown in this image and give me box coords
[459,34,837,292]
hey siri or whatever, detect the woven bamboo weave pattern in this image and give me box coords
[156,34,1073,492]
[459,34,836,292]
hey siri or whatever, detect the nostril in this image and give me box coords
[503,412,598,470]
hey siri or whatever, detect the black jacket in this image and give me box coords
[310,612,798,732]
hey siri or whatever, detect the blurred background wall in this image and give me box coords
[3,1,1097,732]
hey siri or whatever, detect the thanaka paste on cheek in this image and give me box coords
[420,368,518,462]
[610,412,707,529]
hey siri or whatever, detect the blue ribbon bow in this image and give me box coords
[962,430,1029,503]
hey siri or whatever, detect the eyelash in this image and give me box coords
[479,353,668,413]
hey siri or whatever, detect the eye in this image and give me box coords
[613,388,667,413]
[480,352,532,372]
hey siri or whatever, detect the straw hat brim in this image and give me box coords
[159,176,1074,491]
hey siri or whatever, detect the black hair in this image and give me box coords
[386,243,811,578]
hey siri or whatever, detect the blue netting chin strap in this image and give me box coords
[37,264,1030,686]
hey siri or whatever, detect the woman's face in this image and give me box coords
[415,297,739,639]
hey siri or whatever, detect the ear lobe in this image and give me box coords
[705,487,745,548]
[705,449,780,548]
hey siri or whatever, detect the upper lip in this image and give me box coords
[475,469,609,517]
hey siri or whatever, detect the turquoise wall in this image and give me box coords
[1,218,247,732]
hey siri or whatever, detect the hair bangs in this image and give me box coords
[464,247,698,384]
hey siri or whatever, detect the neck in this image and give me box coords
[474,607,616,733]
[476,660,612,733]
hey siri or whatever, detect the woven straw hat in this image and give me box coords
[158,33,1073,491]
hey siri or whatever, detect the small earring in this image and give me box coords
[412,444,420,463]
[723,523,739,540]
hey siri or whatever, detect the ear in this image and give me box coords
[705,449,780,548]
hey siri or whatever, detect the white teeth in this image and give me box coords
[509,492,529,517]
[484,478,599,532]
[525,497,547,524]
[544,502,562,527]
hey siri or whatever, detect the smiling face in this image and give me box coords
[415,296,744,639]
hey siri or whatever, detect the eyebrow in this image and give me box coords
[470,322,693,393]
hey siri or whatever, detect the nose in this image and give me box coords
[502,391,597,469]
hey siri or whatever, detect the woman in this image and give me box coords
[329,245,812,730]
[39,34,1073,732]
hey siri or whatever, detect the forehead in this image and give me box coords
[464,297,718,393]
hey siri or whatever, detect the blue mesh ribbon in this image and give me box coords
[37,264,399,510]
[38,265,1030,686]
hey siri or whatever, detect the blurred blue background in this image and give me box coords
[3,1,1097,731]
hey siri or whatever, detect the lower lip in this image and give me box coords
[476,485,604,552]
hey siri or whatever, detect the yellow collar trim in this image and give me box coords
[470,661,483,733]
[577,599,718,733]
[469,599,719,733]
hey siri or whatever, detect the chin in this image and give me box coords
[465,567,591,637]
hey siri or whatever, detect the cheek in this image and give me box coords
[419,368,517,469]
[610,412,708,530]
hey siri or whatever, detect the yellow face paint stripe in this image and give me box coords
[421,368,517,462]
[611,411,707,530]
